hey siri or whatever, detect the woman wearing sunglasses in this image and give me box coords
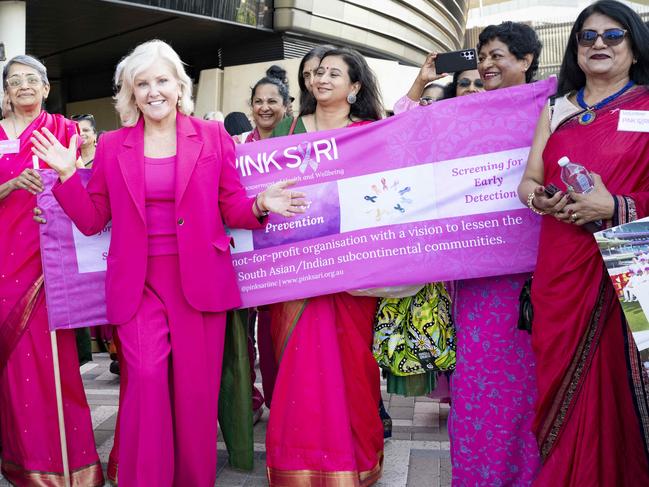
[442,69,485,98]
[518,1,649,484]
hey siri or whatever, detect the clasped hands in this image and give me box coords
[531,173,614,226]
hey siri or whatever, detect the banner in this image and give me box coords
[37,77,556,322]
[38,169,110,330]
[230,77,556,307]
[596,217,649,354]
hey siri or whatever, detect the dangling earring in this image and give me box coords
[346,93,357,105]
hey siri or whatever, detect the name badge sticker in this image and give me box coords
[0,139,20,155]
[618,110,649,133]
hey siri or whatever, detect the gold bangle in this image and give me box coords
[527,192,547,215]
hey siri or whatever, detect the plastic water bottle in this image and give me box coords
[558,156,595,194]
[558,156,602,231]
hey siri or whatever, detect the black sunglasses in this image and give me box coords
[457,78,484,88]
[576,28,627,47]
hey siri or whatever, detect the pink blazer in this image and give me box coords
[53,114,264,324]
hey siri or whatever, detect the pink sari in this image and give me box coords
[266,118,384,486]
[0,112,103,486]
[267,295,384,486]
[533,87,649,486]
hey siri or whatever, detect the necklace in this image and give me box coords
[576,80,635,125]
[313,114,352,132]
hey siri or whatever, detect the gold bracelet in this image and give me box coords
[527,192,547,216]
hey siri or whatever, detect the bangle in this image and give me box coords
[255,194,269,217]
[527,192,547,215]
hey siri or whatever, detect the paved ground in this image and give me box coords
[1,353,451,486]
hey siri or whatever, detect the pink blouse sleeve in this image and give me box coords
[393,95,420,115]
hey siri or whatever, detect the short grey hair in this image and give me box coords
[114,40,194,127]
[2,55,49,89]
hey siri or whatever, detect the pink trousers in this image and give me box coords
[110,255,226,487]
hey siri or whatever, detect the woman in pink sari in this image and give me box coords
[519,1,649,484]
[449,22,543,486]
[0,55,103,485]
[266,48,385,486]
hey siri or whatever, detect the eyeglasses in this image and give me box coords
[7,75,42,88]
[457,78,484,88]
[576,28,627,47]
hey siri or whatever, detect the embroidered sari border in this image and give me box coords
[0,275,44,373]
[277,299,309,364]
[622,312,649,468]
[267,451,383,487]
[107,457,118,486]
[538,270,609,460]
[1,460,104,487]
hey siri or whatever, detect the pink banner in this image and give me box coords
[38,169,110,330]
[230,78,556,307]
[37,78,556,325]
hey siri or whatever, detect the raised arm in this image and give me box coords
[32,128,111,235]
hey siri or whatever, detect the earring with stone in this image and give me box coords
[346,93,357,105]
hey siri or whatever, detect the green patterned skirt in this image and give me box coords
[373,283,455,396]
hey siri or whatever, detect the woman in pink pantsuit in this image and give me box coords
[31,40,306,487]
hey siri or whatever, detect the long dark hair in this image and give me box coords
[477,21,542,84]
[304,47,384,121]
[298,45,335,115]
[557,0,649,95]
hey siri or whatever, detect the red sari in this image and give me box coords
[532,86,649,486]
[0,112,103,486]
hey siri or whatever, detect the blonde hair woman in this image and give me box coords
[31,39,306,487]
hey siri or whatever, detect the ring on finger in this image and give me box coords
[571,213,578,222]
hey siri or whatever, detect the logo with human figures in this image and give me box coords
[362,176,414,222]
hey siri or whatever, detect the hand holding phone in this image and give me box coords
[543,183,561,198]
[434,49,478,74]
[545,183,602,233]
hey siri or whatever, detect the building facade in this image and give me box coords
[0,0,470,127]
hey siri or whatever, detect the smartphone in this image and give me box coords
[545,183,602,233]
[435,49,478,74]
[543,183,560,198]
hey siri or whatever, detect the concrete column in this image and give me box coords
[0,1,26,75]
[194,68,224,119]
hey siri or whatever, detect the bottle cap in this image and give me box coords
[558,156,570,167]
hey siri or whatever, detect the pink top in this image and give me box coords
[392,95,419,115]
[144,155,178,256]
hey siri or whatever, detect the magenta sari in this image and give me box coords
[265,118,384,486]
[267,295,384,486]
[0,112,103,486]
[533,87,649,486]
